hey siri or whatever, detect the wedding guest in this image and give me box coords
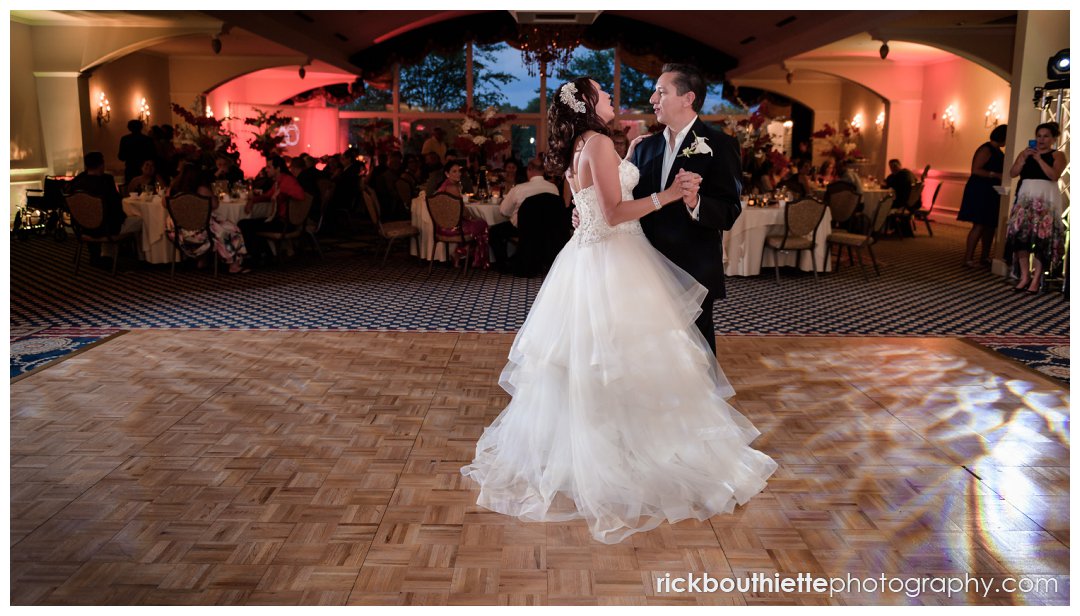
[118,119,156,185]
[835,160,863,195]
[422,126,448,164]
[501,159,522,191]
[239,155,306,264]
[166,162,249,274]
[212,155,244,185]
[435,159,490,269]
[489,158,560,270]
[957,125,1007,267]
[882,159,917,210]
[126,159,164,195]
[1004,122,1068,293]
[67,151,142,266]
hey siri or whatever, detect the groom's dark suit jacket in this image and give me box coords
[631,118,742,298]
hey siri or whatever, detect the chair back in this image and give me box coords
[919,164,931,183]
[870,195,895,235]
[65,192,106,232]
[905,182,923,210]
[317,178,334,209]
[361,186,382,229]
[826,189,860,225]
[395,177,413,208]
[427,191,465,239]
[286,193,314,227]
[783,198,827,238]
[166,193,213,233]
[926,182,942,213]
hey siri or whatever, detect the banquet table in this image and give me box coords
[812,186,894,216]
[723,204,833,276]
[122,194,265,264]
[409,194,509,262]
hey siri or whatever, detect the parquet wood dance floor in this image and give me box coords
[9,331,1070,605]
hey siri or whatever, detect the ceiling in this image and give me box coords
[12,9,1019,80]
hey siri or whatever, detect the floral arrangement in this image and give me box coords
[243,109,294,160]
[352,120,399,157]
[766,148,791,174]
[454,106,515,161]
[812,123,862,163]
[171,102,238,170]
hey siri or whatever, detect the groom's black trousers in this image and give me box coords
[695,294,717,356]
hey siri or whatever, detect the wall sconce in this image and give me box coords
[138,97,151,123]
[984,101,1001,127]
[205,104,214,119]
[97,92,111,126]
[849,113,864,131]
[875,110,886,130]
[941,104,957,134]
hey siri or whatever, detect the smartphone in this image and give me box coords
[1028,139,1037,149]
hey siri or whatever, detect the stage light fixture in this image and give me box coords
[1047,48,1069,79]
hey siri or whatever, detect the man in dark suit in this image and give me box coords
[117,119,156,185]
[630,63,743,355]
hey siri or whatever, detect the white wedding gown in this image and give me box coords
[461,159,778,544]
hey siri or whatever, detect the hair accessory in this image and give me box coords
[560,83,587,114]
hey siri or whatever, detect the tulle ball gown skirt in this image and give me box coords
[461,230,778,544]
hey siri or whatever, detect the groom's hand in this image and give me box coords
[676,171,702,209]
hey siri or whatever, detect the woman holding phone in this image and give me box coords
[1004,122,1068,293]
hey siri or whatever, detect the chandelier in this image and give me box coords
[516,25,584,78]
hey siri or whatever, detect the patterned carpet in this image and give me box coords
[10,326,127,381]
[8,220,1069,379]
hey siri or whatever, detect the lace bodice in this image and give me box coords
[571,159,645,245]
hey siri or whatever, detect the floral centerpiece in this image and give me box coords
[454,106,515,163]
[243,109,294,160]
[171,102,238,172]
[812,123,862,164]
[353,120,399,158]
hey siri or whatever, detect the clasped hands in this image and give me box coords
[672,169,702,209]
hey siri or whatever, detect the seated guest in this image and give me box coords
[435,160,490,269]
[882,158,917,210]
[212,155,244,185]
[500,159,521,192]
[489,158,559,271]
[239,156,306,264]
[166,162,249,274]
[290,157,321,223]
[817,159,835,184]
[835,160,863,195]
[126,159,164,195]
[67,151,142,265]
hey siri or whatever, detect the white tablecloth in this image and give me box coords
[813,187,894,215]
[122,195,262,264]
[409,195,507,262]
[723,205,833,276]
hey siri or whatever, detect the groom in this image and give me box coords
[631,63,743,355]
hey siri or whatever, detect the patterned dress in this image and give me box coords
[1004,151,1064,267]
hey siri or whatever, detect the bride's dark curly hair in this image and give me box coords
[545,77,610,177]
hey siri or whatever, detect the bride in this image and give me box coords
[461,77,777,544]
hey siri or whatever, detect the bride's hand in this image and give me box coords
[624,135,647,161]
[571,208,580,229]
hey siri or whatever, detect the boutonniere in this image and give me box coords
[679,131,713,158]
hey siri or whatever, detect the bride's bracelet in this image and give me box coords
[650,193,662,210]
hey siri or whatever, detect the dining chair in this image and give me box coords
[362,185,420,266]
[826,194,895,280]
[824,186,860,230]
[885,181,923,238]
[65,191,138,276]
[426,190,473,276]
[255,193,314,265]
[165,192,215,277]
[761,198,828,284]
[911,182,942,237]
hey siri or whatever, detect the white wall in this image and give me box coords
[11,21,47,171]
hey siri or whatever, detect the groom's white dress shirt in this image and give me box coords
[660,115,702,219]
